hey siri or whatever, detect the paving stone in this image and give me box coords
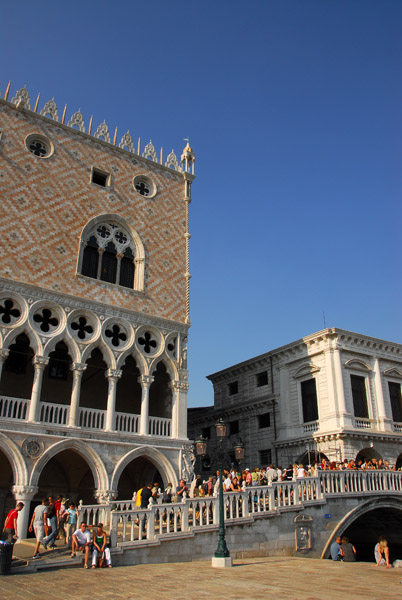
[3,557,402,599]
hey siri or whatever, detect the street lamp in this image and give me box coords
[213,418,232,567]
[234,442,245,472]
[194,419,232,568]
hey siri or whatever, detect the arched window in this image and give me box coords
[80,222,136,289]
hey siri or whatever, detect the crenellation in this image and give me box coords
[2,85,186,174]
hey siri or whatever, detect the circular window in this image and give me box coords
[25,133,54,159]
[133,175,156,198]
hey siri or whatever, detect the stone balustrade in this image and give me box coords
[79,470,402,549]
[0,394,171,437]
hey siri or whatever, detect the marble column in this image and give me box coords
[138,375,153,435]
[12,484,38,541]
[372,357,390,431]
[68,362,87,427]
[28,356,49,423]
[105,369,122,432]
[0,348,9,381]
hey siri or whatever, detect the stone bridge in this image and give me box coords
[78,470,402,566]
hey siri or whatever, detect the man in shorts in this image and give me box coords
[28,498,48,559]
[3,502,24,544]
[71,521,91,568]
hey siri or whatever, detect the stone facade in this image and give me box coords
[0,85,195,539]
[188,329,402,474]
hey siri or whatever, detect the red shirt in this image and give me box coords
[54,500,61,512]
[5,509,18,530]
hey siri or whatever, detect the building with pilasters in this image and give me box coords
[0,84,195,538]
[188,329,402,474]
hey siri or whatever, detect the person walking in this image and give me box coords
[28,498,48,559]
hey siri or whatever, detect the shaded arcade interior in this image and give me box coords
[0,334,173,422]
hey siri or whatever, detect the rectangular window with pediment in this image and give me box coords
[351,374,369,418]
[389,382,402,423]
[301,378,319,423]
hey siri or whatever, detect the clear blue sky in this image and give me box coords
[2,1,401,407]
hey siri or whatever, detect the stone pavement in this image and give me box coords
[1,555,402,600]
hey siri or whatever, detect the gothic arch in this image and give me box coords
[116,348,147,373]
[2,326,42,356]
[149,356,178,382]
[321,496,402,558]
[110,446,177,494]
[81,342,114,368]
[29,439,109,491]
[43,334,80,363]
[0,432,28,487]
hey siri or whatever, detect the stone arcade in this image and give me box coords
[0,84,195,539]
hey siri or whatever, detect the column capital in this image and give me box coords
[171,380,189,392]
[33,356,49,368]
[71,362,88,373]
[0,348,9,360]
[105,369,122,380]
[12,484,38,500]
[138,374,154,387]
[95,489,117,503]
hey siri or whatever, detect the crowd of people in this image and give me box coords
[2,495,112,568]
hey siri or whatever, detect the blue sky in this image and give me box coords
[2,1,401,407]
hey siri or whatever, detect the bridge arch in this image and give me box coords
[321,496,402,560]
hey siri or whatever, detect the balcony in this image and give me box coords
[303,420,319,434]
[353,417,372,429]
[0,395,171,437]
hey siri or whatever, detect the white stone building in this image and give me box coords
[0,84,195,538]
[188,328,402,474]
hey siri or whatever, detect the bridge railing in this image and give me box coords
[83,470,402,548]
[319,469,402,495]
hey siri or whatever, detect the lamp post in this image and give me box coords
[234,442,245,475]
[195,419,233,568]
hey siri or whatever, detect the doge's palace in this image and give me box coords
[0,83,195,538]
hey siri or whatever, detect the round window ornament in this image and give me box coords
[22,437,44,459]
[25,133,54,159]
[133,175,156,198]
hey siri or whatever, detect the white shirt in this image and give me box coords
[73,528,91,545]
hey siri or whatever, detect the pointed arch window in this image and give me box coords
[79,222,135,289]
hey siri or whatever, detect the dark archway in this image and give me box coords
[0,450,14,526]
[116,355,141,415]
[149,361,172,419]
[116,456,164,500]
[35,449,95,506]
[40,341,73,405]
[80,347,108,410]
[0,333,34,399]
[355,447,382,464]
[395,453,402,470]
[341,506,402,562]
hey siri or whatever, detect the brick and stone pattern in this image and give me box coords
[0,101,187,323]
